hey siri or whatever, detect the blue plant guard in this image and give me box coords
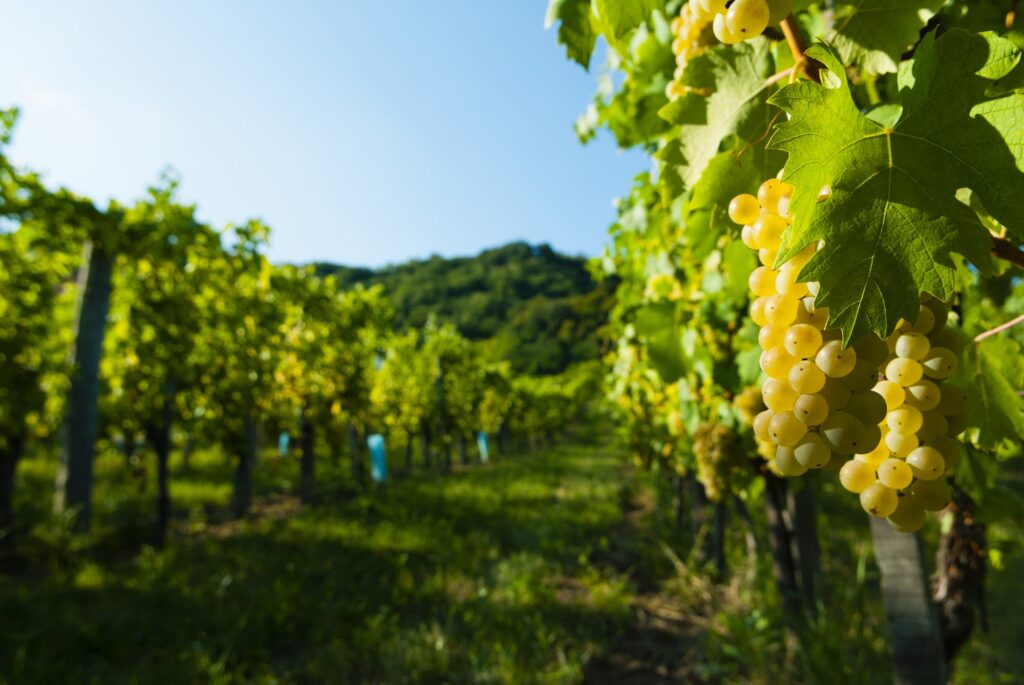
[477,432,490,463]
[368,433,388,484]
[278,432,290,457]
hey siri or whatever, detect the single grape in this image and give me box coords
[815,340,857,378]
[776,264,810,298]
[888,496,926,532]
[844,360,880,392]
[928,326,970,356]
[794,298,829,329]
[752,213,786,249]
[887,405,923,435]
[922,298,949,330]
[860,482,898,518]
[873,380,905,410]
[753,409,775,443]
[756,178,793,212]
[839,458,875,493]
[764,294,800,326]
[758,325,787,350]
[762,378,798,412]
[793,433,830,469]
[885,357,924,387]
[856,439,889,466]
[748,266,777,297]
[917,411,948,441]
[775,446,808,476]
[700,0,728,14]
[903,381,940,411]
[921,347,958,379]
[769,411,808,447]
[712,12,741,44]
[793,393,829,426]
[906,446,944,481]
[846,391,887,426]
[789,360,826,394]
[935,385,966,416]
[924,436,961,472]
[877,458,913,490]
[787,244,815,271]
[945,412,968,436]
[819,378,851,411]
[859,421,882,454]
[899,305,936,335]
[760,347,798,379]
[895,333,930,360]
[741,224,759,250]
[885,430,919,458]
[750,296,769,326]
[783,323,823,359]
[820,411,865,455]
[853,334,889,367]
[910,478,952,512]
[759,246,778,267]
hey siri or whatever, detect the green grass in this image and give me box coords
[0,444,637,684]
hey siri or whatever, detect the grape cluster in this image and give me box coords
[693,0,793,46]
[838,300,967,531]
[731,178,885,473]
[694,422,744,502]
[666,1,716,100]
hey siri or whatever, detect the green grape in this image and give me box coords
[750,296,770,326]
[793,432,830,469]
[762,378,798,412]
[887,405,923,435]
[921,347,958,379]
[917,411,948,440]
[928,326,970,356]
[935,385,966,416]
[793,393,829,426]
[873,380,905,410]
[760,347,798,379]
[775,264,809,298]
[759,324,786,350]
[846,391,887,426]
[749,266,777,297]
[924,436,961,471]
[844,360,880,392]
[853,334,889,366]
[752,212,786,249]
[741,224,759,250]
[753,409,775,443]
[820,411,865,455]
[764,294,800,326]
[877,458,913,489]
[794,298,829,329]
[895,333,930,360]
[945,412,968,436]
[756,178,793,212]
[860,482,898,517]
[839,458,876,493]
[885,357,923,387]
[903,380,940,411]
[789,360,826,394]
[885,430,919,458]
[784,323,823,359]
[769,411,808,447]
[888,496,926,532]
[725,0,769,39]
[906,446,944,481]
[857,438,889,466]
[775,446,808,476]
[859,422,882,453]
[815,340,857,378]
[898,305,936,336]
[712,12,741,44]
[700,0,728,14]
[819,377,851,411]
[765,0,793,24]
[922,298,949,329]
[910,478,952,512]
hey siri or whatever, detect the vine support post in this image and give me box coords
[869,517,948,685]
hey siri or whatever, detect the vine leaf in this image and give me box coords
[957,336,1024,450]
[634,301,684,382]
[769,30,1024,343]
[592,0,662,45]
[545,0,597,69]
[828,0,946,74]
[657,39,775,199]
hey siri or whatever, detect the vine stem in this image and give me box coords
[779,15,820,81]
[974,313,1024,343]
[991,235,1024,269]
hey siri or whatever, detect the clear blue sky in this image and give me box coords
[0,1,645,267]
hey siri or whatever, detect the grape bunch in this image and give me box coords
[837,300,967,531]
[683,0,793,47]
[730,179,888,484]
[693,422,744,502]
[666,1,716,99]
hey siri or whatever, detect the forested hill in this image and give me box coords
[313,242,615,375]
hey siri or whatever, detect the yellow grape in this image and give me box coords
[925,436,961,471]
[741,224,759,250]
[758,325,787,350]
[873,380,905,410]
[793,393,829,426]
[700,0,728,14]
[820,411,865,455]
[756,179,793,212]
[794,298,829,329]
[860,482,898,517]
[759,246,778,267]
[839,458,875,493]
[784,323,823,359]
[888,496,926,532]
[768,411,808,447]
[815,340,857,378]
[775,263,809,298]
[910,478,952,512]
[764,294,800,326]
[775,446,808,476]
[845,391,887,426]
[793,433,830,469]
[712,12,741,44]
[856,439,889,466]
[753,409,775,443]
[885,430,919,458]
[877,458,913,490]
[906,446,944,481]
[921,347,958,379]
[923,299,949,330]
[752,213,786,250]
[750,296,770,326]
[895,333,930,360]
[729,193,761,225]
[885,357,923,386]
[887,405,923,435]
[760,347,798,379]
[903,381,940,411]
[788,360,826,394]
[899,305,936,335]
[762,378,798,412]
[749,266,778,297]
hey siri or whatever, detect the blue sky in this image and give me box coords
[0,1,646,267]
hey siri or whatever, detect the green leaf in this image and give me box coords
[592,0,663,45]
[957,336,1024,449]
[769,30,1024,342]
[634,301,685,382]
[687,146,786,241]
[829,0,946,74]
[657,39,776,198]
[546,0,597,69]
